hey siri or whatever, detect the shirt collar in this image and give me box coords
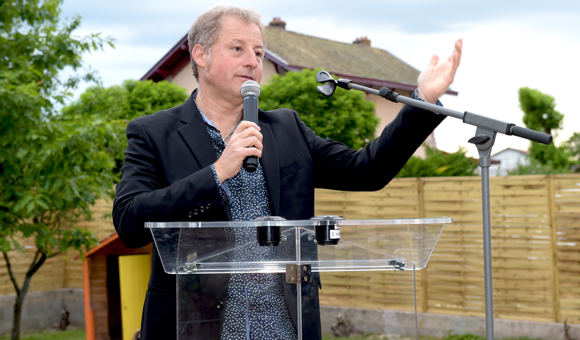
[192,91,218,130]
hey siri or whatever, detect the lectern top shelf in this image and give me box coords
[145,217,452,229]
[146,217,451,275]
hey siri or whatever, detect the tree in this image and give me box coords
[517,87,573,173]
[0,1,114,339]
[259,69,379,150]
[508,157,572,175]
[396,145,478,177]
[518,87,563,136]
[61,80,189,177]
[563,132,580,165]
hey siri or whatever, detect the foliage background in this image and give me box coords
[260,69,379,150]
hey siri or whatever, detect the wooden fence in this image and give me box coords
[0,174,578,324]
[316,174,580,324]
[0,199,116,295]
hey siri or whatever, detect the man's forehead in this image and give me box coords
[229,38,264,49]
[218,16,264,45]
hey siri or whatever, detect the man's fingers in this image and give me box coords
[452,39,463,68]
[244,144,262,157]
[233,122,263,143]
[447,51,460,71]
[237,121,260,133]
[241,136,263,151]
[241,127,263,143]
[428,54,439,67]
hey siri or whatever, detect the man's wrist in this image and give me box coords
[213,161,227,183]
[415,89,439,104]
[412,89,443,113]
[412,89,424,101]
[210,164,231,200]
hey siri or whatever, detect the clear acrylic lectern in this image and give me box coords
[146,217,451,340]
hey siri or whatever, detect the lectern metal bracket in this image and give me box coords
[184,252,199,274]
[286,264,312,284]
[388,259,406,271]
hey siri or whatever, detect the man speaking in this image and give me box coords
[113,4,462,340]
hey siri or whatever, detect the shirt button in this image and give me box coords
[215,301,224,310]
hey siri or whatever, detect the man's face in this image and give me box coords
[199,16,264,100]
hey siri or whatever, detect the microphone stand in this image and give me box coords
[315,71,553,340]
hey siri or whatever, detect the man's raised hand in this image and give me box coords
[417,39,463,104]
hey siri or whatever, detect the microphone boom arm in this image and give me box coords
[315,70,552,145]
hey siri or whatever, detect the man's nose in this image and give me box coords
[243,51,259,69]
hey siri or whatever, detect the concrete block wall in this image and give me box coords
[2,289,580,339]
[321,306,580,340]
[0,289,84,335]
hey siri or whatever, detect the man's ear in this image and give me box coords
[192,44,208,68]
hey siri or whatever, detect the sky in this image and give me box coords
[60,0,580,156]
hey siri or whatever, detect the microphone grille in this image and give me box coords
[241,80,261,98]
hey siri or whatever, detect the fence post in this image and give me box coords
[547,175,562,322]
[418,177,429,313]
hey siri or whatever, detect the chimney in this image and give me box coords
[269,17,286,30]
[353,36,371,47]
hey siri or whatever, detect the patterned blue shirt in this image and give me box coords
[195,99,297,340]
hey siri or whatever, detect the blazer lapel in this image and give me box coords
[178,92,217,168]
[259,118,281,216]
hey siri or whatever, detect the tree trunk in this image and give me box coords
[3,250,47,340]
[11,292,25,340]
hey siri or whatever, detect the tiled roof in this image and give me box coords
[265,27,420,87]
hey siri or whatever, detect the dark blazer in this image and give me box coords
[113,90,445,340]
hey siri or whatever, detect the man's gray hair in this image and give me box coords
[188,5,267,81]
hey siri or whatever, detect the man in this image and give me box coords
[113,4,462,340]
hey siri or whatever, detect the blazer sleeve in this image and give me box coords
[299,104,446,191]
[112,118,227,248]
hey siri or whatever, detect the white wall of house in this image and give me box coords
[167,62,198,93]
[489,149,529,176]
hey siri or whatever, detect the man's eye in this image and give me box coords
[233,46,241,52]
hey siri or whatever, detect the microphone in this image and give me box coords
[240,80,261,172]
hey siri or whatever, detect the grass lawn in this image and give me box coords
[322,335,542,340]
[323,336,441,340]
[0,329,85,340]
[0,330,541,340]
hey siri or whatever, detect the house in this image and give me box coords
[489,148,529,176]
[141,17,458,157]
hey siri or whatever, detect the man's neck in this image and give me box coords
[196,87,243,134]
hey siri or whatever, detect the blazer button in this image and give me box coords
[187,211,193,218]
[215,301,224,310]
[193,209,199,215]
[200,206,205,213]
[206,203,211,210]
